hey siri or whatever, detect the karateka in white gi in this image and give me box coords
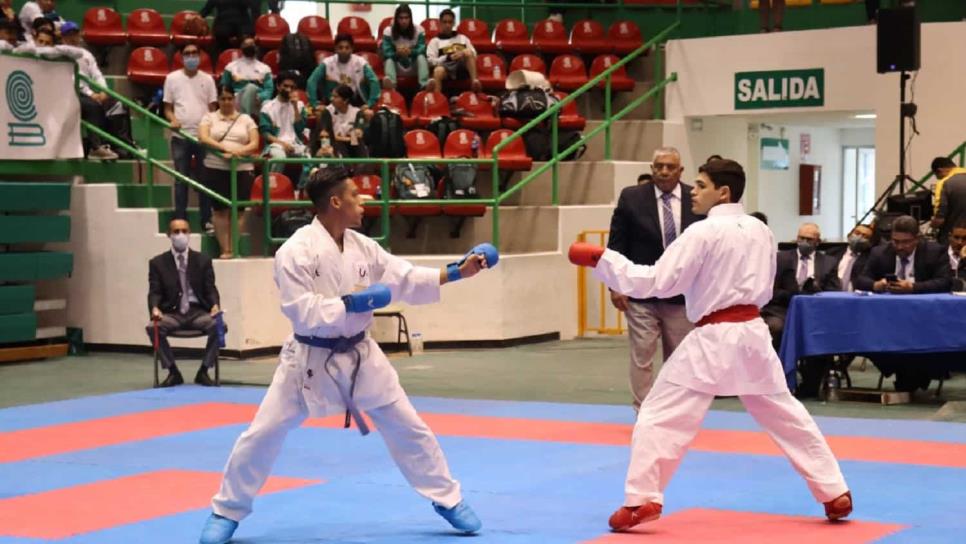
[569,159,852,532]
[199,166,496,544]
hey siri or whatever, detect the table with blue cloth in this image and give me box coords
[778,292,966,390]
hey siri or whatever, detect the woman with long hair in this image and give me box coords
[380,3,429,90]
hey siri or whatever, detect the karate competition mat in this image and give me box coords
[1,386,963,543]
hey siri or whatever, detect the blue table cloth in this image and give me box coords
[778,292,966,389]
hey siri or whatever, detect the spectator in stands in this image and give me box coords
[0,1,21,41]
[260,70,309,185]
[221,35,273,116]
[836,223,874,292]
[198,85,259,258]
[31,26,52,47]
[381,3,429,91]
[0,19,19,48]
[25,16,52,45]
[636,173,652,185]
[750,211,769,225]
[855,215,951,293]
[18,0,60,35]
[427,9,481,93]
[307,33,380,112]
[58,21,119,160]
[606,147,701,412]
[199,0,259,55]
[758,0,785,33]
[164,43,218,233]
[311,84,370,162]
[147,219,222,388]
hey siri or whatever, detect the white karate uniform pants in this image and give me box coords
[624,375,849,507]
[211,362,462,521]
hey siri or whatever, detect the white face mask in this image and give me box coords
[171,232,189,252]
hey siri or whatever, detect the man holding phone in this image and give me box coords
[854,215,951,294]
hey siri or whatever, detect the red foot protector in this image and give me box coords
[0,469,320,539]
[584,508,907,543]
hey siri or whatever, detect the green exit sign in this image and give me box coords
[734,69,824,110]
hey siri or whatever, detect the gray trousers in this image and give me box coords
[624,301,692,410]
[145,307,219,370]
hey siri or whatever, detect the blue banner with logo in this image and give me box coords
[1,54,83,159]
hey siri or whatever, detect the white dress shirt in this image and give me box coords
[837,250,859,292]
[654,183,682,249]
[949,246,960,273]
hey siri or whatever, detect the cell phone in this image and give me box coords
[884,274,898,283]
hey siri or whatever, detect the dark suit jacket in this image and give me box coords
[854,240,952,293]
[148,249,220,314]
[762,249,841,318]
[607,181,703,304]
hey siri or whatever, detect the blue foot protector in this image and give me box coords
[433,501,483,534]
[199,513,239,544]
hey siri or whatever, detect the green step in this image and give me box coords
[0,285,34,315]
[201,233,254,258]
[117,185,172,208]
[0,182,71,211]
[0,215,70,244]
[80,161,138,184]
[0,312,37,344]
[0,160,79,178]
[0,252,73,281]
[157,208,203,233]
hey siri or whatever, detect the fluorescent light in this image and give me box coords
[853,114,877,119]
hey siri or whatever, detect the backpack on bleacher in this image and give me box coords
[426,117,460,151]
[445,161,478,198]
[499,87,558,119]
[393,163,435,199]
[278,33,315,87]
[365,108,406,158]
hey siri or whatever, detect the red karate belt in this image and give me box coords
[696,304,760,327]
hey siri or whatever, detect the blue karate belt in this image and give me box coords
[294,331,370,435]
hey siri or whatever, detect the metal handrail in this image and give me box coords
[909,141,966,191]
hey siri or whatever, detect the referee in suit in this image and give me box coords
[606,147,704,411]
[146,219,222,387]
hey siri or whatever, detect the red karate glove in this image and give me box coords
[568,242,605,267]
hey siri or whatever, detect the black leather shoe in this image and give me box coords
[195,367,215,386]
[160,369,184,387]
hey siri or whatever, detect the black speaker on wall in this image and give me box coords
[877,7,920,73]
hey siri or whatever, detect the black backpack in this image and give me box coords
[445,161,478,198]
[523,125,586,162]
[499,88,558,119]
[365,108,406,158]
[278,33,315,87]
[426,117,460,150]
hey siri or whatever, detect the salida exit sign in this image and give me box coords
[734,69,825,110]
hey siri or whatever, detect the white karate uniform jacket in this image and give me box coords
[594,203,790,396]
[274,218,440,416]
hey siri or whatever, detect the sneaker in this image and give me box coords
[198,513,238,544]
[88,145,119,160]
[608,502,662,532]
[433,501,482,534]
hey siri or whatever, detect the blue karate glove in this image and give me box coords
[342,283,391,313]
[446,243,499,282]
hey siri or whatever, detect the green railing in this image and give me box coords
[909,141,966,192]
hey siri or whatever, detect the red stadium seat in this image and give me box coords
[377,16,393,39]
[549,54,588,91]
[458,18,493,53]
[484,129,532,171]
[453,92,501,131]
[298,16,333,50]
[254,14,290,49]
[251,173,295,217]
[359,51,384,79]
[411,90,451,126]
[354,174,394,218]
[554,91,587,131]
[476,54,507,91]
[261,50,280,75]
[127,47,170,86]
[215,49,242,79]
[172,49,214,74]
[420,18,441,41]
[337,16,377,51]
[531,19,569,54]
[82,7,127,46]
[608,20,643,55]
[570,19,609,55]
[493,19,530,54]
[171,11,213,47]
[443,128,482,158]
[376,89,417,128]
[509,54,546,76]
[590,54,635,92]
[127,8,169,47]
[314,49,333,65]
[404,129,441,158]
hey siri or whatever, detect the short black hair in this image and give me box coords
[931,156,956,173]
[334,33,354,47]
[277,70,299,87]
[439,8,455,21]
[891,215,920,237]
[0,20,20,34]
[706,154,724,164]
[698,159,745,202]
[332,84,354,101]
[32,17,52,31]
[953,219,966,231]
[305,166,352,211]
[750,211,768,225]
[181,42,200,53]
[216,83,235,96]
[637,173,653,183]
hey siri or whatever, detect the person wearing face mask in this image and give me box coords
[260,70,310,186]
[146,219,222,387]
[306,33,380,114]
[220,35,273,116]
[164,43,218,233]
[836,224,874,292]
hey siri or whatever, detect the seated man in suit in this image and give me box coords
[855,215,953,392]
[947,219,966,289]
[761,223,841,397]
[146,219,222,387]
[836,224,874,292]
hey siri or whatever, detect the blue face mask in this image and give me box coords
[183,55,201,71]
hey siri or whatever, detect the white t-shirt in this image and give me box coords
[224,57,272,84]
[55,45,105,96]
[199,111,257,171]
[163,69,217,137]
[325,103,361,138]
[427,33,476,67]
